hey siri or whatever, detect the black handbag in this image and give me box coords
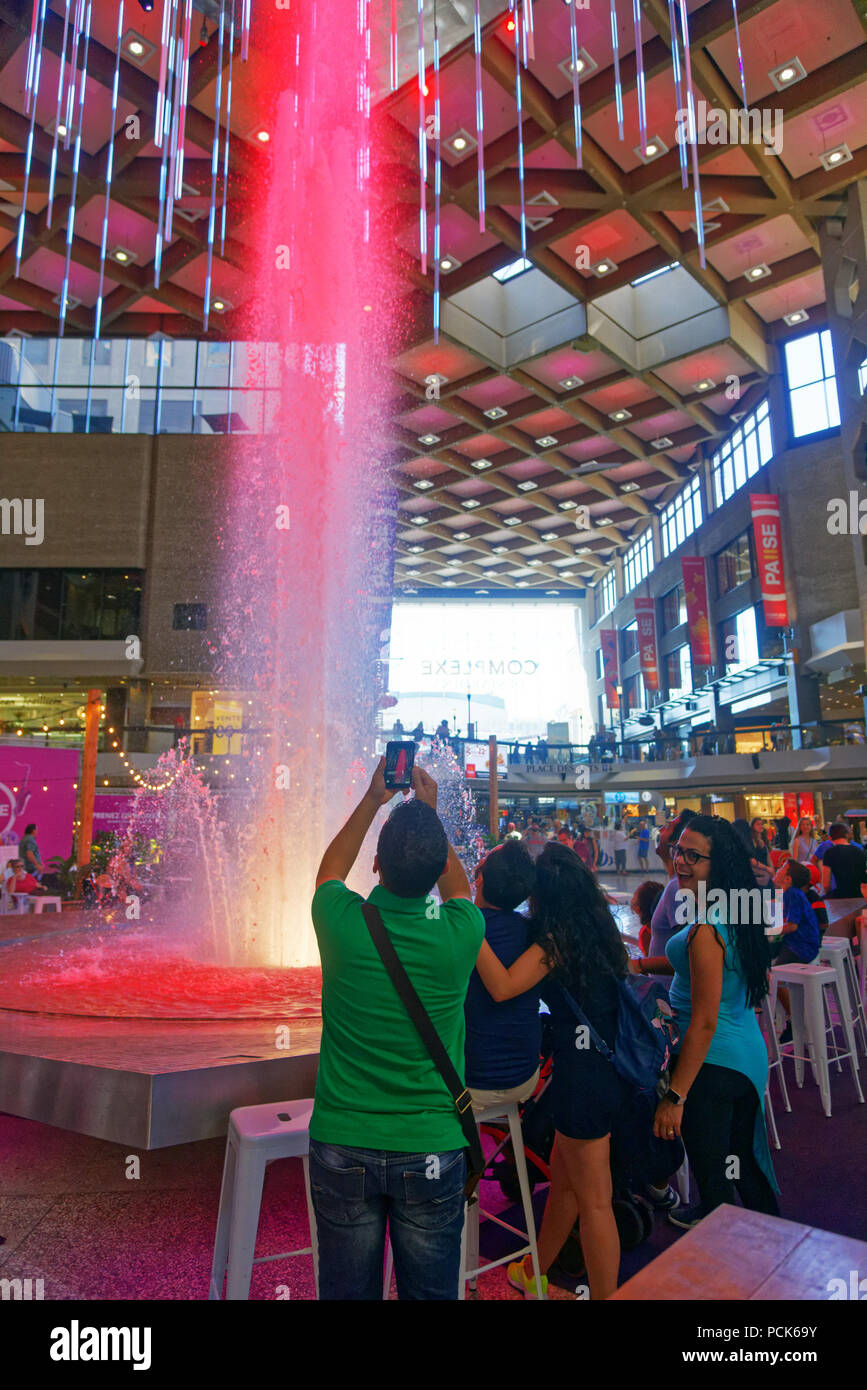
[360,902,485,1201]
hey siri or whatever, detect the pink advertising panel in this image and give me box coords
[92,794,136,837]
[0,746,80,862]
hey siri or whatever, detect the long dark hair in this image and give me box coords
[683,815,771,1007]
[530,842,627,998]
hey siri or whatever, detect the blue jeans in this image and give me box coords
[308,1140,466,1300]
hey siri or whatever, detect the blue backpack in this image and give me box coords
[558,974,680,1098]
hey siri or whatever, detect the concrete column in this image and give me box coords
[126,680,151,754]
[786,664,823,749]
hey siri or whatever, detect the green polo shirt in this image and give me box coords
[310,879,485,1153]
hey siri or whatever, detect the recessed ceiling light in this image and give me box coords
[558,499,578,510]
[407,544,424,553]
[559,376,583,390]
[406,569,421,577]
[404,587,418,594]
[575,546,593,555]
[445,128,477,156]
[475,589,490,595]
[484,406,508,420]
[745,263,771,281]
[414,479,434,489]
[453,530,470,540]
[769,57,806,90]
[517,480,538,491]
[442,580,456,587]
[503,516,522,526]
[535,435,558,448]
[254,129,270,143]
[634,135,667,163]
[492,545,508,554]
[783,309,809,326]
[122,30,155,63]
[211,297,232,312]
[440,254,462,273]
[560,569,575,577]
[515,581,530,588]
[820,144,852,171]
[52,291,80,311]
[470,457,493,469]
[609,408,632,422]
[462,498,481,509]
[696,379,715,392]
[418,433,440,445]
[595,516,613,526]
[528,559,542,566]
[111,246,137,264]
[541,531,558,541]
[621,482,641,493]
[424,372,449,388]
[410,515,427,525]
[651,436,673,448]
[591,258,618,277]
[557,48,597,80]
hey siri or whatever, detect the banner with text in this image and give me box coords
[681,556,713,668]
[0,746,78,861]
[634,597,660,693]
[750,493,789,628]
[600,629,619,709]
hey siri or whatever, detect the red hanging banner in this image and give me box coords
[681,556,713,667]
[634,597,660,693]
[600,628,619,709]
[750,493,789,628]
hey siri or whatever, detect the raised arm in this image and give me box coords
[475,938,551,1001]
[411,765,472,902]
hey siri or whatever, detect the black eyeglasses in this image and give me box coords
[671,843,711,867]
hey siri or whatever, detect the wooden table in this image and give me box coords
[611,1205,867,1300]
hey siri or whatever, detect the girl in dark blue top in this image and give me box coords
[475,842,634,1300]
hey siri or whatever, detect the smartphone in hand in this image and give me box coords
[384,740,416,790]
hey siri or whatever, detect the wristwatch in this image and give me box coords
[662,1087,684,1106]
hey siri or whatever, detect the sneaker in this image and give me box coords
[644,1182,680,1211]
[507,1256,548,1299]
[667,1204,705,1231]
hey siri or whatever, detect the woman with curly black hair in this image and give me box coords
[631,815,779,1227]
[473,841,640,1300]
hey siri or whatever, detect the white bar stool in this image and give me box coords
[759,994,791,1116]
[770,964,864,1117]
[819,938,867,1057]
[459,1101,544,1300]
[210,1098,317,1301]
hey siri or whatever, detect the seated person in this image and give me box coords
[465,840,541,1112]
[6,861,47,898]
[772,860,820,965]
[630,879,665,957]
[771,859,821,1046]
[2,858,21,894]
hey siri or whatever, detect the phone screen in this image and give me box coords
[384,740,416,790]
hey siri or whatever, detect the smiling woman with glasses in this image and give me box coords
[630,816,778,1230]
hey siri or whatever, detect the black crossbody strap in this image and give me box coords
[361,901,484,1200]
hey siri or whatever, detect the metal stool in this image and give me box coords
[819,937,867,1058]
[770,965,864,1117]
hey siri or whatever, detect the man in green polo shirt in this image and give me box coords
[309,756,484,1300]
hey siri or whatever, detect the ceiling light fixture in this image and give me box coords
[745,263,771,281]
[651,436,673,449]
[517,480,538,491]
[503,516,522,526]
[528,559,542,566]
[621,482,641,493]
[557,48,597,80]
[541,531,558,541]
[535,435,558,448]
[461,498,481,509]
[559,376,583,390]
[492,545,508,554]
[634,135,667,163]
[595,516,613,526]
[483,406,508,420]
[414,479,434,489]
[769,57,806,90]
[410,515,427,526]
[439,254,462,273]
[470,457,493,469]
[111,246,136,264]
[418,433,440,445]
[453,530,470,540]
[445,128,477,156]
[783,309,809,326]
[560,569,575,577]
[407,544,424,553]
[696,379,715,392]
[609,408,632,422]
[591,258,618,277]
[558,499,578,510]
[820,144,852,171]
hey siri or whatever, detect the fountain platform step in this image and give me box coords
[0,1010,321,1149]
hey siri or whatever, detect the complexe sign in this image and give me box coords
[681,556,713,667]
[750,493,789,628]
[463,742,508,780]
[634,597,660,693]
[420,659,539,676]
